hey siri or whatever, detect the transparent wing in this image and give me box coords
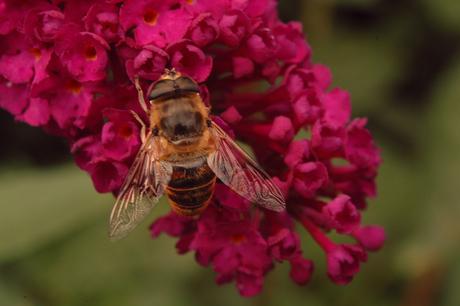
[207,121,286,212]
[109,133,172,242]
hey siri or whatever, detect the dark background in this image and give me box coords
[2,0,460,305]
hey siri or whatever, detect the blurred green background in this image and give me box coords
[2,0,460,305]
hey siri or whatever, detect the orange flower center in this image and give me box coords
[119,124,133,140]
[117,95,131,106]
[65,79,83,94]
[143,9,158,25]
[83,44,97,60]
[29,48,41,60]
[229,233,247,245]
[101,21,116,32]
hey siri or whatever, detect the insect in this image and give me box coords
[109,69,286,242]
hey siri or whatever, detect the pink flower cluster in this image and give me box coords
[0,0,384,297]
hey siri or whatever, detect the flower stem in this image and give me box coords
[296,208,336,253]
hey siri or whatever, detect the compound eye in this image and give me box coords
[175,77,200,93]
[149,80,175,100]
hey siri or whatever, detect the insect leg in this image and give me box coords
[130,110,147,143]
[134,75,148,112]
[213,193,223,209]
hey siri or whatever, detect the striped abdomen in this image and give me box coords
[165,160,216,216]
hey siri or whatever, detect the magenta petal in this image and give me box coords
[73,135,101,162]
[17,97,50,126]
[167,40,212,83]
[213,248,239,276]
[29,48,54,96]
[352,225,386,251]
[242,0,269,17]
[289,257,314,285]
[24,9,65,43]
[150,210,196,238]
[220,106,242,124]
[322,195,361,234]
[282,66,316,97]
[292,89,325,125]
[261,58,281,83]
[101,108,141,161]
[323,87,351,127]
[334,179,377,210]
[312,63,332,91]
[120,0,192,47]
[246,31,277,64]
[131,45,169,80]
[326,244,368,285]
[346,118,382,169]
[292,162,329,198]
[0,0,52,35]
[190,218,273,295]
[185,0,230,20]
[91,159,129,193]
[0,82,29,116]
[268,116,295,143]
[284,139,309,168]
[267,228,302,262]
[219,9,250,48]
[232,56,254,79]
[48,83,94,130]
[101,121,140,161]
[76,138,131,194]
[311,120,347,159]
[272,176,291,200]
[175,233,195,254]
[209,115,235,139]
[0,50,36,83]
[215,272,234,285]
[274,21,310,64]
[235,272,264,297]
[189,13,220,47]
[60,0,108,26]
[54,23,109,82]
[84,4,124,43]
[213,183,250,211]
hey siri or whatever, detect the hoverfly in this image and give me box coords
[109,69,286,242]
